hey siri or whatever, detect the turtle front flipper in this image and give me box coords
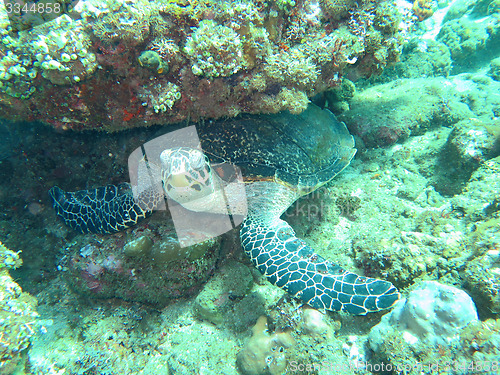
[241,217,400,315]
[49,183,161,234]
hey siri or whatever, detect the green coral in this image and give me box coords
[0,18,36,98]
[139,81,182,113]
[0,242,39,373]
[0,12,98,97]
[30,16,98,85]
[184,20,245,78]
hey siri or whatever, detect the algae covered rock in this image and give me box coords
[64,221,222,306]
[451,155,500,222]
[340,75,500,148]
[489,57,500,81]
[194,260,253,325]
[434,118,500,195]
[464,248,500,317]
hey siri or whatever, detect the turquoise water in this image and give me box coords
[0,0,499,374]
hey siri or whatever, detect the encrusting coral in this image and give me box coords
[0,0,405,131]
[0,241,40,374]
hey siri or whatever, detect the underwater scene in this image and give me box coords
[0,0,500,373]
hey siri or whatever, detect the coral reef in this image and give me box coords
[3,2,500,371]
[0,242,39,374]
[0,0,404,131]
[184,20,245,78]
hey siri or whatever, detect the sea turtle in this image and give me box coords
[49,104,400,315]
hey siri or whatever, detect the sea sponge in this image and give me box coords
[369,281,478,351]
[138,50,168,74]
[237,316,294,375]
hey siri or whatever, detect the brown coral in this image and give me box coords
[236,316,294,375]
[412,0,435,21]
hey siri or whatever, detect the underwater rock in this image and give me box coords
[64,221,221,305]
[194,261,253,325]
[459,319,500,364]
[339,77,470,147]
[452,155,500,222]
[464,248,500,317]
[437,8,500,73]
[340,75,500,148]
[369,281,478,352]
[123,235,153,257]
[489,57,500,81]
[433,117,500,195]
[376,39,452,81]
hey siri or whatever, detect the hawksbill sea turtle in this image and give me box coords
[49,104,400,315]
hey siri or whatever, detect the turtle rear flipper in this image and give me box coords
[49,183,158,234]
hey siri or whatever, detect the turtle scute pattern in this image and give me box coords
[241,215,400,315]
[49,183,162,234]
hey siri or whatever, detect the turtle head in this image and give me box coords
[160,147,214,205]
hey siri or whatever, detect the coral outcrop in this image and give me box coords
[64,216,221,305]
[369,281,479,351]
[0,242,39,374]
[0,0,404,131]
[236,316,294,375]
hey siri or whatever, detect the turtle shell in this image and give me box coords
[197,104,356,194]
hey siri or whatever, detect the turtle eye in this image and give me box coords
[189,151,206,171]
